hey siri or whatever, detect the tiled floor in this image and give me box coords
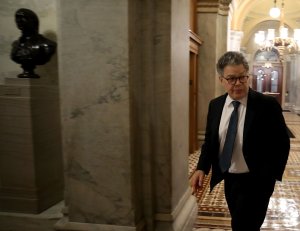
[190,111,300,231]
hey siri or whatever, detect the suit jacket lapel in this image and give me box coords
[212,94,227,139]
[243,88,255,143]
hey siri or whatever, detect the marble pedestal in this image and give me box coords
[0,77,64,214]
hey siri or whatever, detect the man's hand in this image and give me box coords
[190,170,205,195]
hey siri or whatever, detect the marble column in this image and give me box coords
[216,0,231,96]
[55,0,196,230]
[293,55,300,113]
[228,30,244,52]
[196,0,231,133]
[286,55,297,109]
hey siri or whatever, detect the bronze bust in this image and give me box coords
[11,8,56,78]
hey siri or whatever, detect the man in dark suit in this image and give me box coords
[190,51,290,231]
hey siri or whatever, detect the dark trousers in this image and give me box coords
[224,172,276,231]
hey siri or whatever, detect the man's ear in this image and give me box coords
[248,74,253,82]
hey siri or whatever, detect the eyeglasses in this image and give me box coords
[222,75,249,85]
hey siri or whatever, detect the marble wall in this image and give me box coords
[56,0,196,230]
[0,0,197,230]
[0,0,57,84]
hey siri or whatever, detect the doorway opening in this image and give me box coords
[252,48,283,105]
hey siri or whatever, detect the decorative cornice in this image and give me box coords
[196,0,232,15]
[219,0,231,5]
[197,0,219,13]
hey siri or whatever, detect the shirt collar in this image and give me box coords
[225,95,248,107]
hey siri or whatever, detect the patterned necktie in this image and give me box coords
[219,100,240,173]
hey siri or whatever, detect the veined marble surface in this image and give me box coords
[58,0,134,225]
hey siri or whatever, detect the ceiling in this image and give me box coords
[229,0,300,53]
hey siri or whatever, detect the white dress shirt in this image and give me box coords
[218,95,249,173]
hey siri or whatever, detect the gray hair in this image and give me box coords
[216,51,249,76]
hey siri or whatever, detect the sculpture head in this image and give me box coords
[15,8,39,35]
[11,8,56,78]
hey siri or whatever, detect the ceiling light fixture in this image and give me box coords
[255,0,300,53]
[269,0,281,18]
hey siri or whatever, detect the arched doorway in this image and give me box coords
[252,48,283,105]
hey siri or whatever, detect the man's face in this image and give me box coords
[219,64,250,100]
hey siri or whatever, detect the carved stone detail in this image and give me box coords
[218,0,232,16]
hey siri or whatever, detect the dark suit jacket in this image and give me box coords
[197,88,290,191]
